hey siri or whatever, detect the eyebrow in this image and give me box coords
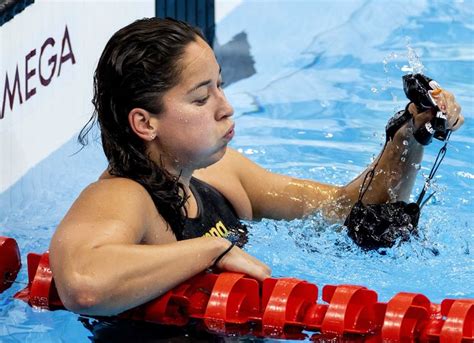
[186,66,222,94]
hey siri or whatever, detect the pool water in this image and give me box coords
[1,0,473,341]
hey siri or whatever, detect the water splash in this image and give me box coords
[403,38,426,74]
[379,39,426,98]
[383,52,399,73]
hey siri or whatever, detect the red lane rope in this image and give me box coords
[1,237,473,342]
[0,236,21,292]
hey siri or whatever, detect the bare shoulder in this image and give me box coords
[82,177,151,201]
[74,177,154,218]
[54,177,159,247]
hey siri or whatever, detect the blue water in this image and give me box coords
[1,0,473,341]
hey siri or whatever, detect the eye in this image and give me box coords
[194,95,210,106]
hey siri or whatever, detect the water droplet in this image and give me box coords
[371,87,378,93]
[244,148,255,155]
[402,140,409,146]
[388,188,397,202]
[406,41,425,74]
[401,157,406,162]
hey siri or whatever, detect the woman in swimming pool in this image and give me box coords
[49,18,463,316]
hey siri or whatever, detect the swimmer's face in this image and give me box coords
[154,37,234,170]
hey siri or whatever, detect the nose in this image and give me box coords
[215,89,234,120]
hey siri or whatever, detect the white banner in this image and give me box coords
[0,0,154,193]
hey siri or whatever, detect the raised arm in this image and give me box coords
[216,90,463,221]
[49,178,270,316]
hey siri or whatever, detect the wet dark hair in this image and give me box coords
[79,17,205,239]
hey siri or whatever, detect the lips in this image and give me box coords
[223,124,235,140]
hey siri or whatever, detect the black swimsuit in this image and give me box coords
[181,177,248,247]
[81,178,249,337]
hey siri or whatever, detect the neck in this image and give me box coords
[157,158,198,216]
[147,146,201,217]
[148,148,194,186]
[171,167,194,187]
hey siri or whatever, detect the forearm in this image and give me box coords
[340,119,424,207]
[53,237,226,316]
[297,115,424,220]
[244,84,463,222]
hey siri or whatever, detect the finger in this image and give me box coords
[245,262,272,281]
[430,89,447,112]
[245,250,266,264]
[447,110,461,130]
[218,247,271,280]
[240,250,272,275]
[440,91,463,130]
[451,114,464,131]
[240,258,271,281]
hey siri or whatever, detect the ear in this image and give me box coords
[128,108,158,141]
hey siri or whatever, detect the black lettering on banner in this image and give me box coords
[0,25,75,120]
[1,66,23,119]
[25,49,37,100]
[39,38,56,86]
[57,25,75,76]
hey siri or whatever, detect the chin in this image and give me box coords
[213,145,228,162]
[195,145,227,169]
